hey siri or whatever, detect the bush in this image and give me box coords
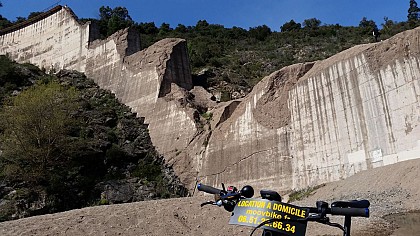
[288,184,325,202]
[0,81,80,183]
[133,159,162,181]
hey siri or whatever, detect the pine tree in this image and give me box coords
[408,0,420,21]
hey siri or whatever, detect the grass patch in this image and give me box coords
[201,112,213,121]
[287,184,325,203]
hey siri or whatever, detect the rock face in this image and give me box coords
[1,5,420,194]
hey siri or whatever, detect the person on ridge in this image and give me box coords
[373,27,381,42]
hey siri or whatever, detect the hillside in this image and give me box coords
[142,20,418,101]
[1,158,420,236]
[0,57,187,221]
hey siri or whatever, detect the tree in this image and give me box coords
[0,81,80,183]
[229,26,247,39]
[98,6,134,37]
[174,24,187,33]
[0,15,12,31]
[303,18,321,29]
[280,20,301,32]
[99,6,112,21]
[359,17,377,29]
[137,22,159,34]
[195,20,209,30]
[0,56,33,103]
[382,17,395,28]
[381,17,395,36]
[249,25,272,40]
[28,12,43,19]
[158,22,172,35]
[14,16,26,24]
[188,38,211,67]
[408,0,420,21]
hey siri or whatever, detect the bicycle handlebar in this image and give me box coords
[197,183,223,195]
[198,182,370,236]
[197,183,369,218]
[306,206,369,218]
[331,200,370,208]
[330,207,369,217]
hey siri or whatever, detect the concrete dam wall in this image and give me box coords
[1,5,420,193]
[198,35,420,191]
[289,47,420,189]
[0,6,93,72]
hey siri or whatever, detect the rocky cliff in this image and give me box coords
[1,5,420,194]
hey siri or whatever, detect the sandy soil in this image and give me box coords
[1,159,420,236]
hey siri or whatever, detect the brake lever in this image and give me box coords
[325,221,345,232]
[315,216,345,232]
[200,201,215,207]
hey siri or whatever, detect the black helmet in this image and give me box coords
[241,185,254,198]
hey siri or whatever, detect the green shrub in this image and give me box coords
[0,81,80,183]
[132,159,162,181]
[288,184,325,202]
[201,112,213,120]
[98,198,109,205]
[105,144,127,166]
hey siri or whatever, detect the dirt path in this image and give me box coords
[1,159,420,236]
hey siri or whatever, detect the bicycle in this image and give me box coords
[198,183,370,236]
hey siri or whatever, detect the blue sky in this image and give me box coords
[0,0,409,31]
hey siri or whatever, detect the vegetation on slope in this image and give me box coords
[0,56,187,221]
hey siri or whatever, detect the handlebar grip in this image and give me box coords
[197,183,222,195]
[331,207,369,217]
[331,200,370,208]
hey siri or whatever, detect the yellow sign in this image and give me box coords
[237,200,307,218]
[229,198,308,236]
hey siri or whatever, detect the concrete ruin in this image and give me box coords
[1,5,420,193]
